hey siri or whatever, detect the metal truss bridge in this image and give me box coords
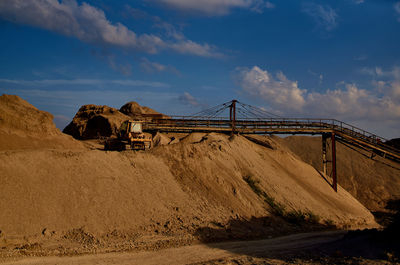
[143,100,400,192]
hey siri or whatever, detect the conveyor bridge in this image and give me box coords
[143,100,400,191]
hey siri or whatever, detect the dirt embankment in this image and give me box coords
[0,94,83,150]
[0,95,379,260]
[275,136,400,211]
[0,134,376,257]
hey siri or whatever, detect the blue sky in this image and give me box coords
[1,0,400,138]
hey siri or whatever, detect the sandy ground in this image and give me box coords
[0,231,347,265]
[275,135,400,211]
[2,95,397,264]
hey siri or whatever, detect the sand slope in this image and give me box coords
[0,94,83,150]
[0,133,375,239]
[276,136,400,211]
[0,95,379,258]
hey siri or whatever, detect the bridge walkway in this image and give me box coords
[141,100,400,192]
[144,117,400,162]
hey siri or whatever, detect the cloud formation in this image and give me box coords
[140,58,180,75]
[178,92,201,107]
[302,3,338,31]
[361,66,400,103]
[395,2,400,22]
[237,66,305,111]
[152,0,275,15]
[0,0,221,57]
[236,66,400,123]
[0,78,170,88]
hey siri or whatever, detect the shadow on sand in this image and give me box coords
[193,215,332,244]
[193,199,400,263]
[325,198,400,260]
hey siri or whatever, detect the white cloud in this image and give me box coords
[0,0,222,57]
[395,2,400,22]
[140,58,167,73]
[170,41,224,58]
[302,3,338,31]
[0,78,170,88]
[237,66,306,111]
[0,0,163,53]
[140,58,180,75]
[152,0,275,15]
[237,66,400,124]
[178,92,201,106]
[362,66,400,103]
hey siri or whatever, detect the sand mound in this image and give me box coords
[63,101,167,140]
[0,134,376,241]
[63,104,130,139]
[276,136,400,211]
[0,98,380,257]
[0,94,60,136]
[120,101,166,119]
[0,94,82,150]
[153,132,172,146]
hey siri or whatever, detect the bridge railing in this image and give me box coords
[143,115,400,155]
[145,116,385,137]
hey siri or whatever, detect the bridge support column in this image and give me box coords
[321,133,337,192]
[322,134,328,177]
[229,100,237,133]
[331,132,337,192]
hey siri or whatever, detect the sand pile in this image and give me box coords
[276,136,400,211]
[0,96,379,257]
[120,101,166,119]
[63,104,131,139]
[63,101,167,140]
[0,94,82,150]
[0,133,376,239]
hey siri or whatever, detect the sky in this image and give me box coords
[0,0,400,138]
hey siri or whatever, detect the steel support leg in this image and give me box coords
[331,132,337,192]
[229,100,237,133]
[322,134,327,178]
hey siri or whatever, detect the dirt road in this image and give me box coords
[2,231,346,265]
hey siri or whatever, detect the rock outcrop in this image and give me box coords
[63,101,166,139]
[120,101,166,119]
[63,105,130,139]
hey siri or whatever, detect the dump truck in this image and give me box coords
[104,120,152,151]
